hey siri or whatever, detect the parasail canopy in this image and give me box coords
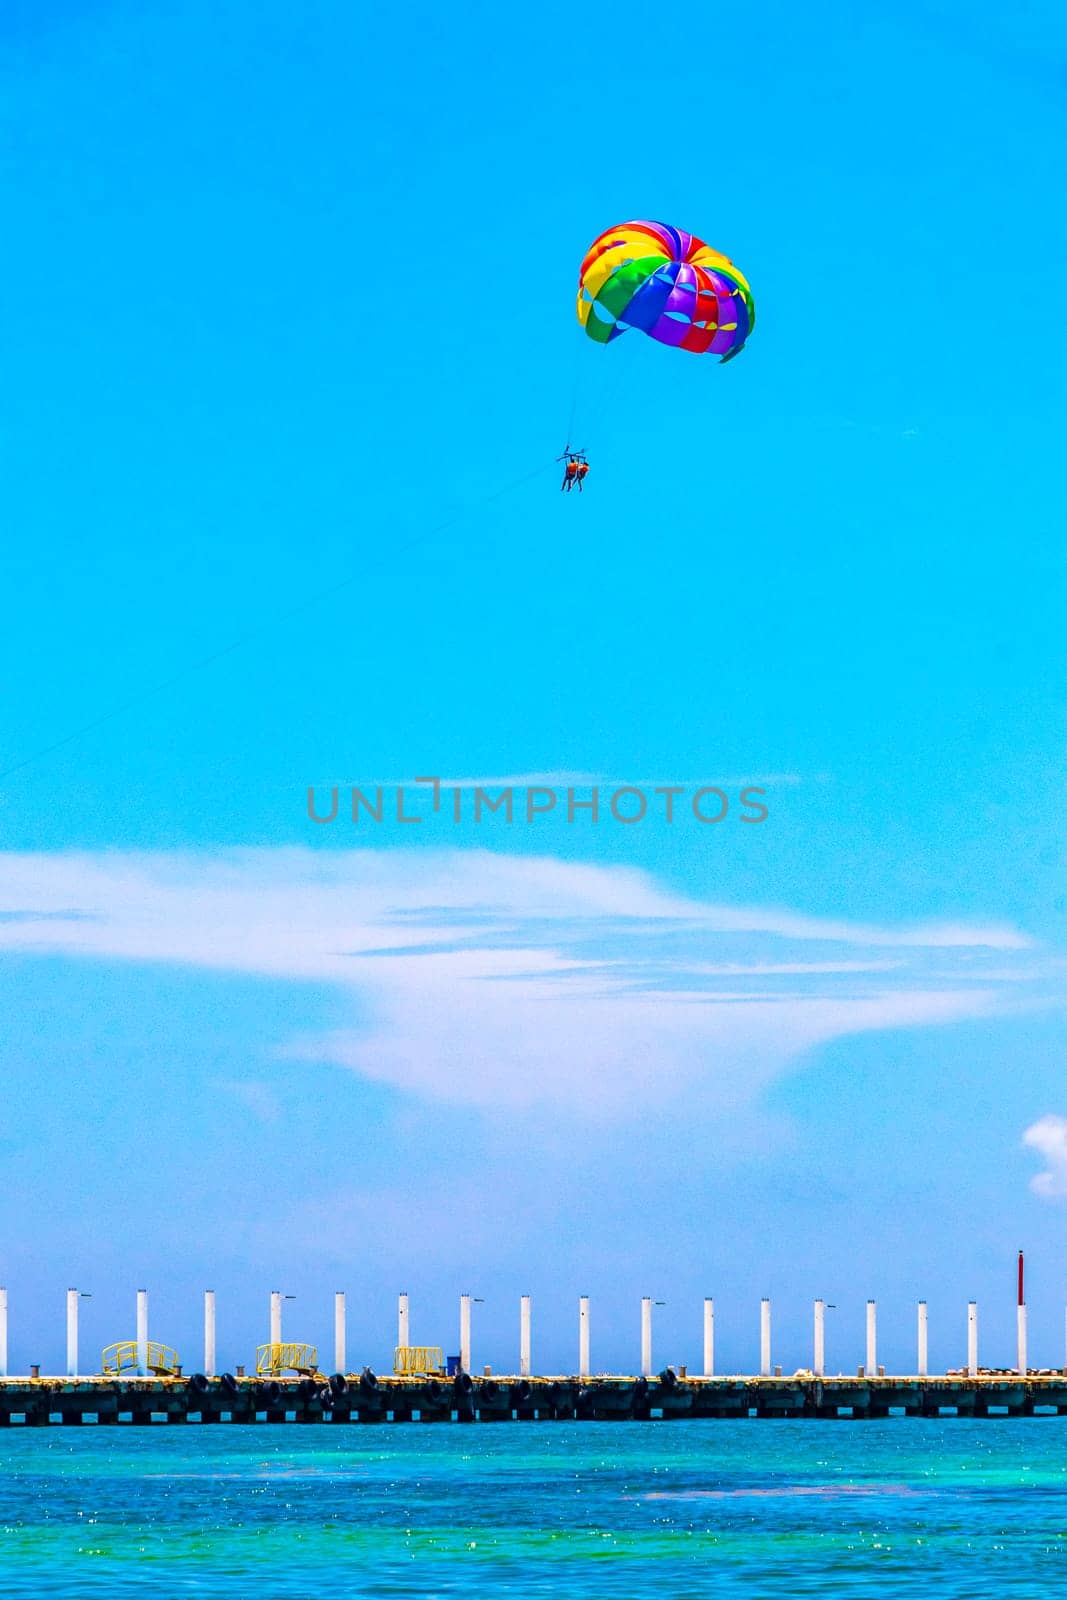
[577,220,754,361]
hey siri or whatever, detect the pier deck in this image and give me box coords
[3,1372,1067,1424]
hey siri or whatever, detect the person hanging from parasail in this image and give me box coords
[560,449,590,492]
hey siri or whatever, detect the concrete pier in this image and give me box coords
[4,1371,1067,1427]
[3,1281,1062,1426]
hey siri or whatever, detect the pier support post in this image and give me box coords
[1017,1304,1027,1376]
[204,1291,216,1377]
[917,1301,928,1378]
[579,1296,590,1379]
[866,1300,877,1377]
[703,1299,714,1378]
[641,1298,652,1378]
[967,1301,978,1377]
[335,1292,346,1374]
[459,1294,471,1373]
[136,1289,149,1378]
[270,1291,282,1347]
[398,1293,410,1352]
[520,1295,531,1377]
[814,1300,825,1378]
[760,1298,771,1378]
[67,1289,79,1378]
[0,1287,8,1378]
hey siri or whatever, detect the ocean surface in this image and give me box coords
[1,1419,1064,1597]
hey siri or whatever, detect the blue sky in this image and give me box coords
[0,0,1065,1378]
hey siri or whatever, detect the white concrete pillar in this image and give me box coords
[703,1299,714,1378]
[865,1300,877,1377]
[204,1291,216,1377]
[917,1301,928,1378]
[0,1286,6,1378]
[136,1289,149,1377]
[334,1292,346,1374]
[814,1300,826,1378]
[270,1290,282,1347]
[398,1292,410,1351]
[67,1289,79,1378]
[579,1295,590,1378]
[459,1294,471,1373]
[755,1299,771,1376]
[1017,1303,1028,1377]
[640,1297,652,1378]
[967,1301,978,1377]
[519,1295,531,1378]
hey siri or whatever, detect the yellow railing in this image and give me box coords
[393,1345,444,1375]
[101,1340,181,1377]
[255,1341,319,1376]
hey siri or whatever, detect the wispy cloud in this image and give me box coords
[212,1078,282,1124]
[1023,1115,1067,1198]
[0,848,1050,1112]
[818,416,922,439]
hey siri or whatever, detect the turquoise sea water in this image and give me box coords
[1,1420,1065,1597]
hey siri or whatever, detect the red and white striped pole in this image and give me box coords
[1017,1250,1028,1377]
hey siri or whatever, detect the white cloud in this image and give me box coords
[0,847,1047,1112]
[1023,1115,1067,1198]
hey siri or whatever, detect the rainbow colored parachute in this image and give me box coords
[577,221,754,361]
